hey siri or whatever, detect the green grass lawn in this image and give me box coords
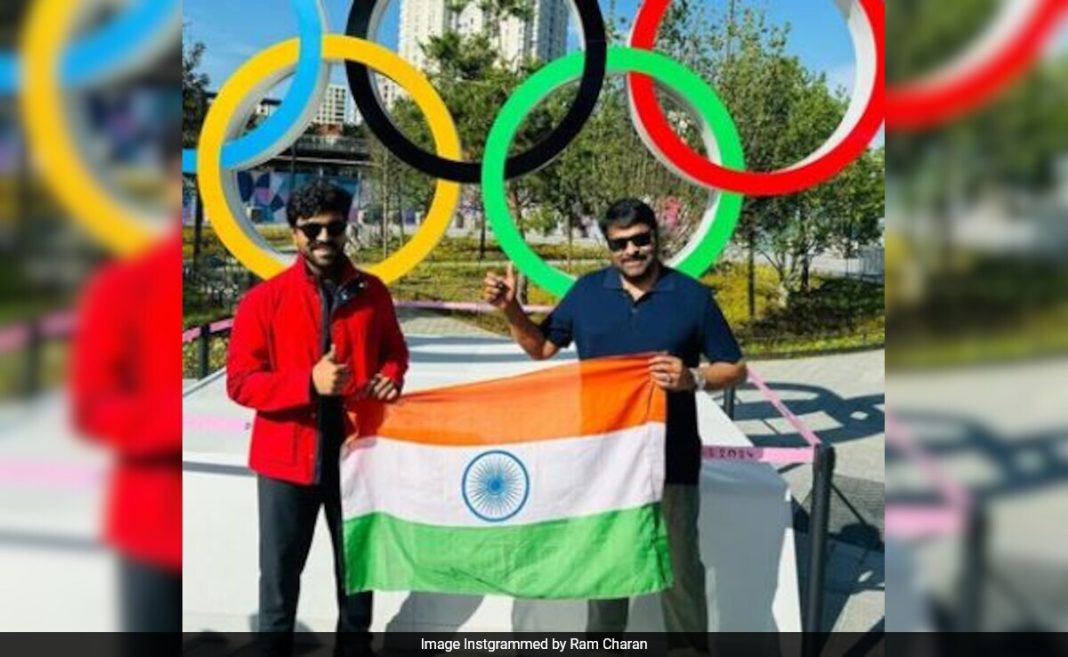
[0,340,68,397]
[886,256,1068,369]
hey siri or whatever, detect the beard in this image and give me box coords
[617,251,656,282]
[304,241,341,270]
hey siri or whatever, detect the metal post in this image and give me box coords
[958,506,986,631]
[382,161,390,259]
[23,319,42,397]
[17,121,31,236]
[398,176,405,239]
[198,323,211,379]
[354,168,364,227]
[193,184,204,269]
[722,385,736,420]
[804,444,836,642]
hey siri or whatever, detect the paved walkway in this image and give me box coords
[747,350,885,634]
[396,308,885,633]
[396,307,499,337]
[889,358,1068,631]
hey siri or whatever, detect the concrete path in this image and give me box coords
[745,350,885,633]
[889,358,1068,631]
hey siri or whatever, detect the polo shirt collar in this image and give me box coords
[602,264,677,292]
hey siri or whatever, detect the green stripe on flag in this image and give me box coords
[343,505,673,599]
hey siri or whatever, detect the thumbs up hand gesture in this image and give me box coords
[312,345,351,396]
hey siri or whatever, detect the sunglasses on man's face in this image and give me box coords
[296,220,347,241]
[606,231,654,252]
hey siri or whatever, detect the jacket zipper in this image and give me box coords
[314,275,365,484]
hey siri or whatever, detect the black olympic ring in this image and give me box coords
[344,0,607,183]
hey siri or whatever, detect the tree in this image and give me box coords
[419,21,550,259]
[886,0,1068,298]
[648,4,885,308]
[710,10,796,318]
[363,96,436,256]
[758,150,883,295]
[753,62,884,295]
[182,28,210,148]
[477,0,534,66]
[828,148,884,267]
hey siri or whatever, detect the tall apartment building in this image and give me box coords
[381,0,569,104]
[314,83,351,127]
[346,100,363,126]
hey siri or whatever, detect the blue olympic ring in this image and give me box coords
[0,0,180,94]
[181,0,329,173]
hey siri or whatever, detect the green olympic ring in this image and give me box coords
[482,46,745,297]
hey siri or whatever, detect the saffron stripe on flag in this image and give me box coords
[349,355,666,445]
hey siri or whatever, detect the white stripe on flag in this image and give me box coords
[340,422,665,528]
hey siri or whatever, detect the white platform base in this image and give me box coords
[183,337,801,632]
[0,395,118,630]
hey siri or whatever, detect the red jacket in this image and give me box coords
[70,231,182,571]
[226,256,408,485]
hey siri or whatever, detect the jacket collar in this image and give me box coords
[288,253,362,288]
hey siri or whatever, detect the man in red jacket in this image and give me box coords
[70,149,182,633]
[227,180,408,657]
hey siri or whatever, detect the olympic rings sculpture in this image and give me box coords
[18,0,182,255]
[344,0,608,183]
[0,0,180,94]
[194,0,887,293]
[887,0,1068,132]
[198,35,463,283]
[17,0,904,295]
[21,0,1063,275]
[181,0,331,173]
[628,0,884,196]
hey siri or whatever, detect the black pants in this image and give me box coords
[120,555,181,631]
[119,556,181,657]
[258,473,373,657]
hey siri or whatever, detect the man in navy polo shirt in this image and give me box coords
[484,198,747,650]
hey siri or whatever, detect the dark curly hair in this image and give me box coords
[286,180,353,227]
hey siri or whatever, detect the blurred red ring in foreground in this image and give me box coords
[887,0,1068,132]
[627,0,885,196]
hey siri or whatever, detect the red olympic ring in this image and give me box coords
[628,0,885,196]
[887,0,1068,132]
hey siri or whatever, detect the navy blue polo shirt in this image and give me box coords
[540,265,743,484]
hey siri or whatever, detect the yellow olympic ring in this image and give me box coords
[198,35,462,281]
[20,0,165,256]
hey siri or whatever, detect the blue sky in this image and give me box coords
[185,0,858,96]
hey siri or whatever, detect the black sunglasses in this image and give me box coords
[606,231,654,252]
[296,220,347,240]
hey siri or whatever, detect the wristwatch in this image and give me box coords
[688,367,706,392]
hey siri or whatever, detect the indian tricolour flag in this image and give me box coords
[340,355,672,599]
